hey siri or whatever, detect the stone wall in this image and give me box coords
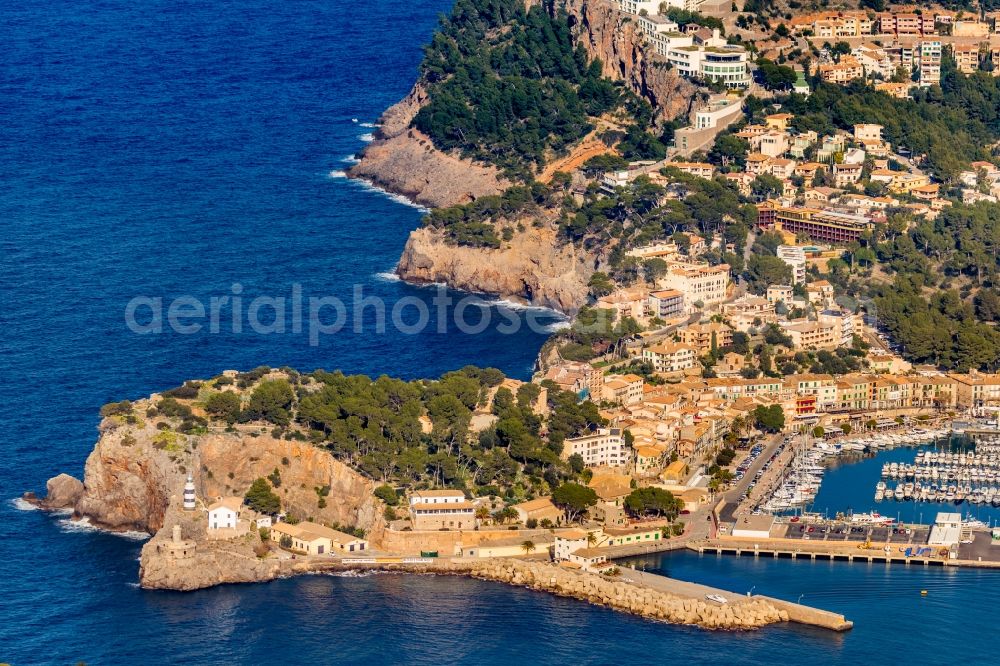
[376,527,556,556]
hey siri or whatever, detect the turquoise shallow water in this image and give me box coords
[0,0,994,663]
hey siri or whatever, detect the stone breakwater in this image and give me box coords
[308,559,790,631]
[462,559,788,630]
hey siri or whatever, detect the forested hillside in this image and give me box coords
[412,0,664,179]
[161,366,606,501]
[842,202,1000,371]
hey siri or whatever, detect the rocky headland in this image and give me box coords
[28,388,385,590]
[349,0,696,313]
[347,84,510,209]
[28,376,855,633]
[397,223,598,314]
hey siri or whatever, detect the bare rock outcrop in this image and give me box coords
[40,473,85,510]
[397,223,599,314]
[348,129,510,209]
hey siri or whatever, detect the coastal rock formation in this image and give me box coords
[397,223,598,314]
[35,394,386,589]
[72,419,175,533]
[348,128,510,209]
[347,83,508,209]
[465,559,789,630]
[41,473,85,510]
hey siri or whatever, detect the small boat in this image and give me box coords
[705,594,728,604]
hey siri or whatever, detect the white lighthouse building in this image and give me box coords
[183,474,196,511]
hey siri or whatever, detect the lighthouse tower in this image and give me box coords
[183,474,196,511]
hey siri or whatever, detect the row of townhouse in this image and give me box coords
[790,11,991,38]
[696,371,1000,416]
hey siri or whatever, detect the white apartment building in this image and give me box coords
[648,289,685,318]
[667,42,751,88]
[918,41,942,87]
[776,245,807,285]
[636,14,688,57]
[642,342,697,373]
[561,428,628,468]
[617,0,661,15]
[660,262,730,306]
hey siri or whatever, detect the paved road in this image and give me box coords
[718,434,785,523]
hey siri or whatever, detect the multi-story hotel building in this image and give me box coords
[757,202,875,244]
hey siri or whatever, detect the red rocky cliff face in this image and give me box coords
[540,0,698,122]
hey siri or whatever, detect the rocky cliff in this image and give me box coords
[33,393,385,589]
[551,0,697,122]
[397,222,599,314]
[349,0,696,209]
[346,84,510,209]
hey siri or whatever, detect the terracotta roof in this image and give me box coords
[208,497,243,513]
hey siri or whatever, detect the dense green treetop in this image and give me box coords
[412,1,660,180]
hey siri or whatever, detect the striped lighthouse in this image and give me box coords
[183,474,196,511]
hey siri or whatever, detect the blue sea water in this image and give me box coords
[810,437,1000,526]
[0,0,993,664]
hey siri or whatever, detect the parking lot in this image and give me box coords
[779,521,929,545]
[720,435,787,522]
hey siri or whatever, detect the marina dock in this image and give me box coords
[693,534,1000,570]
